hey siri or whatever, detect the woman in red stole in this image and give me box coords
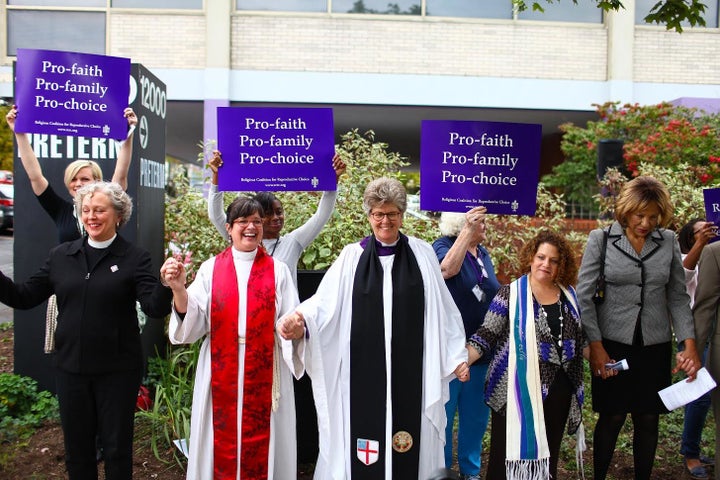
[162,196,303,480]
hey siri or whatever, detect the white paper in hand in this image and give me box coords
[658,367,717,411]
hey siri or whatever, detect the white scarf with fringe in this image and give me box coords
[506,275,585,479]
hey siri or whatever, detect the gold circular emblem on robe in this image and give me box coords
[392,431,413,453]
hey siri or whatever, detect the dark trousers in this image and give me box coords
[486,372,573,480]
[55,367,142,480]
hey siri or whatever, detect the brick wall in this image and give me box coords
[106,12,720,87]
[634,29,720,84]
[109,12,206,69]
[231,15,608,80]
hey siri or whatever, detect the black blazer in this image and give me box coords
[0,235,172,374]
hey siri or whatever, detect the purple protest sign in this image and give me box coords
[217,107,335,191]
[14,49,130,140]
[420,120,542,215]
[702,187,720,243]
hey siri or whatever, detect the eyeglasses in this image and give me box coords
[369,211,402,221]
[233,219,263,227]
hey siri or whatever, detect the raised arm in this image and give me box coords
[289,153,346,249]
[437,206,487,279]
[110,107,138,190]
[683,221,715,271]
[6,105,49,196]
[206,150,230,240]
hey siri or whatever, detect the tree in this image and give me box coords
[0,103,14,171]
[514,0,708,32]
[543,101,720,212]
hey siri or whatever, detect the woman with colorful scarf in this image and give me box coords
[467,230,586,480]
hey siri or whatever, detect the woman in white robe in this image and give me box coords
[279,178,469,480]
[163,196,304,480]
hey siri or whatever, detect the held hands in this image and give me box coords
[277,311,306,340]
[160,257,187,291]
[673,343,700,381]
[454,361,470,382]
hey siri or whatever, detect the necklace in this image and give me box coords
[267,238,280,257]
[538,297,564,348]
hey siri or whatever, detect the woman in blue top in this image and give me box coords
[433,206,500,480]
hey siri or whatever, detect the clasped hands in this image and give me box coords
[160,257,187,290]
[454,361,470,382]
[277,311,306,340]
[673,344,700,381]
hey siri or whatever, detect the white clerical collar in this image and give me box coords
[379,239,399,247]
[88,234,117,249]
[231,246,258,260]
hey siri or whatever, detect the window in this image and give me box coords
[236,0,327,12]
[8,11,106,56]
[9,0,104,5]
[518,0,602,23]
[332,0,421,15]
[426,0,512,19]
[112,0,202,7]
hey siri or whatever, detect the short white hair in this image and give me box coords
[438,211,466,237]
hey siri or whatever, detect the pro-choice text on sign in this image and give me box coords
[14,49,130,140]
[420,120,542,215]
[217,107,336,191]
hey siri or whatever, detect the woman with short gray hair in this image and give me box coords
[0,180,174,480]
[279,177,469,480]
[74,181,133,228]
[362,177,408,215]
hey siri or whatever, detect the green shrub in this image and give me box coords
[596,163,705,229]
[0,372,59,443]
[136,342,200,467]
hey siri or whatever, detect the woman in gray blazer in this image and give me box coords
[576,176,700,480]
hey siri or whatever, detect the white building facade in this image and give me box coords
[1,0,719,166]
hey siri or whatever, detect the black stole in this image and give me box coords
[350,233,425,480]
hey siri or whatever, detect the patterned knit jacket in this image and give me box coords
[468,282,586,435]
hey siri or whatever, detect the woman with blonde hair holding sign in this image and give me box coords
[6,104,137,243]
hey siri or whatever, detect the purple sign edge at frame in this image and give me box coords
[702,187,720,244]
[216,106,336,192]
[15,48,130,141]
[419,119,542,216]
